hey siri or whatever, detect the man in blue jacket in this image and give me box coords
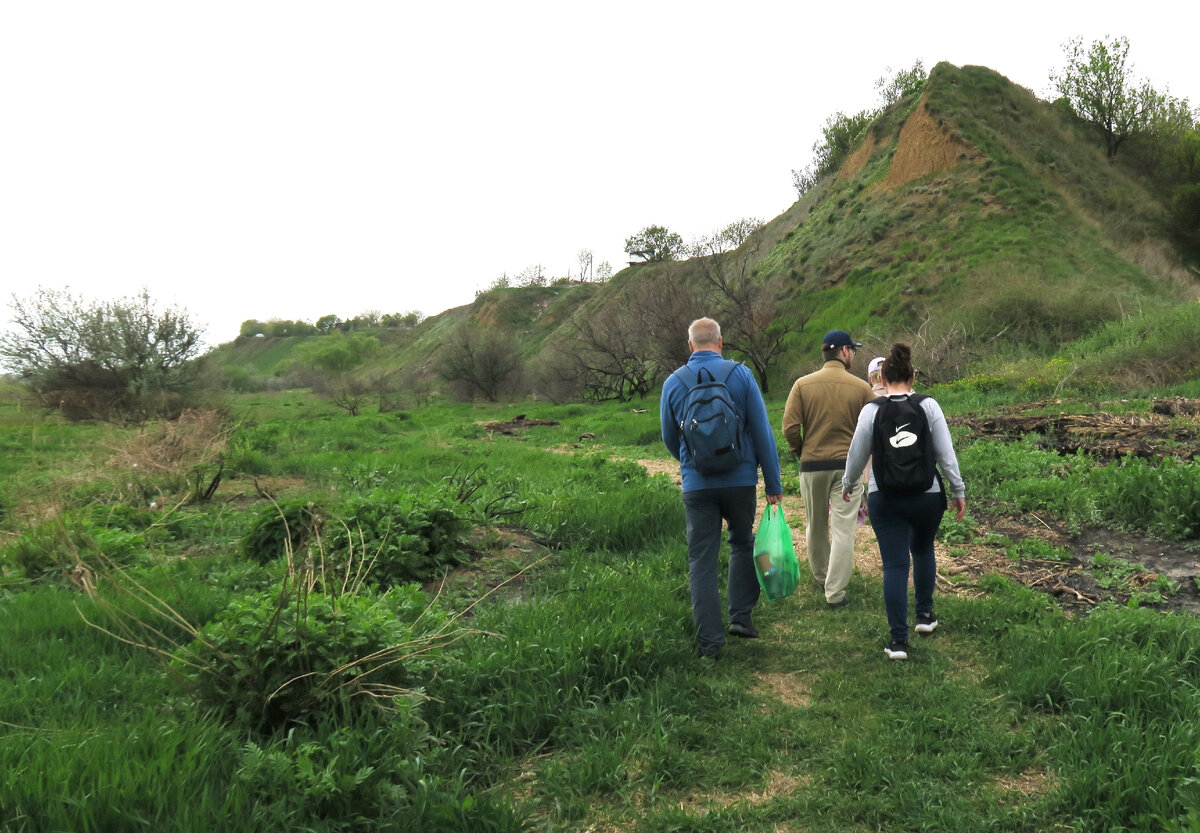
[661,317,783,661]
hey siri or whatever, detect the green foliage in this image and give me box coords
[1088,455,1200,539]
[813,110,874,176]
[175,582,447,734]
[231,718,525,832]
[294,332,380,373]
[326,490,471,586]
[935,513,977,545]
[1066,302,1200,391]
[961,437,1200,540]
[623,225,685,262]
[1051,35,1180,158]
[1006,538,1073,563]
[966,281,1122,352]
[240,500,327,564]
[996,605,1200,828]
[8,515,148,580]
[0,287,205,421]
[874,60,927,106]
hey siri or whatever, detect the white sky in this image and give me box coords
[2,1,1197,347]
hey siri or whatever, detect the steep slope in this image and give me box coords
[756,62,1195,368]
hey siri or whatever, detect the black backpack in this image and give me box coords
[673,361,742,474]
[871,393,937,495]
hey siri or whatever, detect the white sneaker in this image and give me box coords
[915,613,939,634]
[884,641,909,660]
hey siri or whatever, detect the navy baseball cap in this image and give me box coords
[822,330,862,350]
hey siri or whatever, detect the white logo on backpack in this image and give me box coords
[889,430,918,449]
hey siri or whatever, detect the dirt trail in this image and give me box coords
[634,457,1200,616]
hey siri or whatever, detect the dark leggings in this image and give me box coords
[867,490,945,642]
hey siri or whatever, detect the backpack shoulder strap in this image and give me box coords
[673,360,738,390]
[714,360,740,384]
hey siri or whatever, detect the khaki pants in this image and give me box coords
[799,468,858,604]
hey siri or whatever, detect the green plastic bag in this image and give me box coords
[753,505,799,601]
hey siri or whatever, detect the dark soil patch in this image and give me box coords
[477,416,560,435]
[957,409,1199,462]
[942,505,1200,615]
[948,398,1200,613]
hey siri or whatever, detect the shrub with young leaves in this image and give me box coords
[236,719,528,831]
[174,581,451,734]
[325,490,471,586]
[240,500,327,564]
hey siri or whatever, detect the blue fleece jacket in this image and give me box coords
[660,350,783,495]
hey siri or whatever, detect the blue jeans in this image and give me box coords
[682,486,759,655]
[867,490,945,643]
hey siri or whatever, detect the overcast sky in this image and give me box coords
[2,1,1197,347]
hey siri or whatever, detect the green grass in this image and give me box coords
[2,388,1200,830]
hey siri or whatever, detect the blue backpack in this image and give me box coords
[673,361,742,474]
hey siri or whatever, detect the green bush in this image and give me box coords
[240,500,327,564]
[174,582,449,734]
[8,516,149,581]
[326,490,472,586]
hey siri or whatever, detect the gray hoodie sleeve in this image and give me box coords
[841,402,877,494]
[924,397,965,498]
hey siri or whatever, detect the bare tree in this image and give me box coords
[623,267,710,373]
[576,249,594,282]
[436,323,523,402]
[541,284,668,402]
[691,223,802,394]
[312,373,372,417]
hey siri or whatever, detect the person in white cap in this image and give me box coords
[868,356,887,397]
[781,330,875,608]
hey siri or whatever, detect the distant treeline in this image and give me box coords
[237,310,426,340]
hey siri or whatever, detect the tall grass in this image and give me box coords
[995,604,1200,829]
[959,436,1200,539]
[4,390,1200,830]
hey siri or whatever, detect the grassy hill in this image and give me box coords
[207,62,1198,398]
[753,63,1193,358]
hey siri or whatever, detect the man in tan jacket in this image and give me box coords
[782,330,875,608]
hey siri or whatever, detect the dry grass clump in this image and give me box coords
[104,408,234,476]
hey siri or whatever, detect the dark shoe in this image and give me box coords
[698,646,721,663]
[915,612,939,634]
[826,598,849,610]
[728,622,760,639]
[884,640,909,660]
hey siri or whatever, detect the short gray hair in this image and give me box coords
[688,317,721,347]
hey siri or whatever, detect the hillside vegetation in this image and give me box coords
[207,62,1198,403]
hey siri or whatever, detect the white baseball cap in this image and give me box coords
[868,357,885,375]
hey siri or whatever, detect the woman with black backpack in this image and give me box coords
[840,342,966,661]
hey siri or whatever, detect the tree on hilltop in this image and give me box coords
[1051,35,1176,158]
[624,225,686,263]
